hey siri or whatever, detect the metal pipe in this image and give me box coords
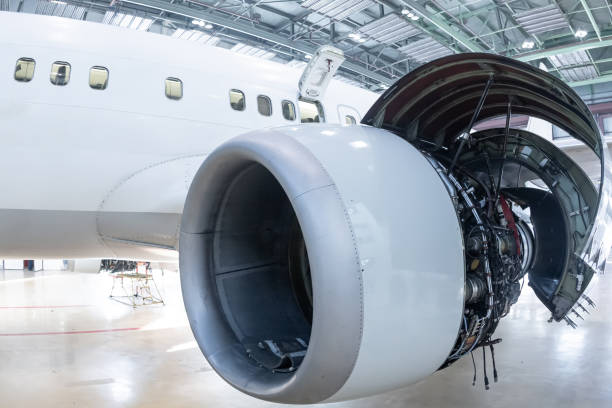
[447,174,494,349]
[495,100,511,199]
[448,75,494,174]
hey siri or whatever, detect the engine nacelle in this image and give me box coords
[180,125,465,403]
[180,54,612,404]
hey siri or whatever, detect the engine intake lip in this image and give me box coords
[179,130,364,404]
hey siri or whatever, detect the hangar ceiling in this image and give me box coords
[3,0,612,95]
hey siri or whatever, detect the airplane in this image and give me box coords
[1,11,611,405]
[0,11,378,262]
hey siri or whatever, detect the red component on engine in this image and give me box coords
[499,194,521,257]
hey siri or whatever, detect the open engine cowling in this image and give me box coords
[180,125,465,403]
[180,54,612,404]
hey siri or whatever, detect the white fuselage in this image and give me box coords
[0,12,378,261]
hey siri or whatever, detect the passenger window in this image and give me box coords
[14,58,35,82]
[89,66,109,90]
[257,95,272,117]
[282,100,296,121]
[50,61,71,86]
[345,115,357,125]
[298,99,325,123]
[230,89,245,111]
[165,77,183,100]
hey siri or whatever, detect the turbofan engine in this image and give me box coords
[179,54,612,403]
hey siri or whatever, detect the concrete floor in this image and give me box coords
[1,266,611,408]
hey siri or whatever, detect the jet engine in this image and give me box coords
[179,54,612,403]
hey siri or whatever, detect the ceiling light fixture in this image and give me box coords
[348,33,367,43]
[521,40,535,49]
[575,29,588,38]
[401,9,419,20]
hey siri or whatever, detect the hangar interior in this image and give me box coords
[2,0,612,91]
[1,0,612,407]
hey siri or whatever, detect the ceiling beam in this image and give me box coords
[579,0,602,41]
[120,0,394,84]
[396,0,487,52]
[569,74,612,88]
[515,37,612,61]
[274,7,406,79]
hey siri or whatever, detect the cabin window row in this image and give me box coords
[229,89,324,123]
[13,57,325,123]
[15,58,110,90]
[16,57,180,99]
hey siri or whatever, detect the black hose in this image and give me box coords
[483,347,490,390]
[490,344,499,382]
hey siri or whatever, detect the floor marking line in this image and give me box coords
[0,305,93,309]
[0,328,139,336]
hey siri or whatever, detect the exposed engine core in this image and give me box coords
[361,53,610,372]
[180,54,612,403]
[429,129,598,369]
